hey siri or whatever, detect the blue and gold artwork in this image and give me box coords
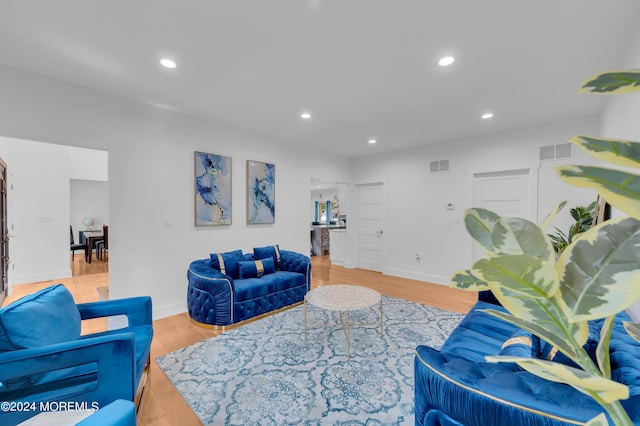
[195,151,232,225]
[247,160,275,224]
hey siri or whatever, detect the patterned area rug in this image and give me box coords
[156,295,464,425]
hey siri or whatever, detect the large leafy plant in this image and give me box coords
[548,201,596,254]
[451,70,640,426]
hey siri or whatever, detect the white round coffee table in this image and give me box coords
[304,284,383,359]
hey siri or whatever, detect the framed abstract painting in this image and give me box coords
[194,151,232,225]
[246,160,275,224]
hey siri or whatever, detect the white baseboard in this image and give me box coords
[10,270,72,287]
[383,267,449,286]
[344,260,356,269]
[153,301,186,320]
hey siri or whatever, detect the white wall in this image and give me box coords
[0,138,108,285]
[351,117,602,285]
[0,65,351,319]
[70,179,109,238]
[600,23,640,320]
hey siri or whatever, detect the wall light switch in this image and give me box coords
[446,202,455,211]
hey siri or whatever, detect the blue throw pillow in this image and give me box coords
[540,319,601,368]
[499,328,541,358]
[0,284,81,391]
[0,284,81,352]
[210,249,243,279]
[254,244,281,270]
[238,257,276,279]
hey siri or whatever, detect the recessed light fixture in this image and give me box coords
[368,139,377,144]
[438,56,455,67]
[300,112,311,119]
[160,58,177,69]
[482,112,494,119]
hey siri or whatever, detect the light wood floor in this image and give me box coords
[3,255,476,426]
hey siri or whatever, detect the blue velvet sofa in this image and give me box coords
[0,284,153,424]
[187,245,311,327]
[414,291,640,426]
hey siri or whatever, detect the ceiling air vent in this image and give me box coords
[540,143,573,161]
[430,159,450,173]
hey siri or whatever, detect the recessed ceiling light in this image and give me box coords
[482,112,494,119]
[300,112,311,119]
[368,139,377,144]
[160,58,177,69]
[438,56,455,67]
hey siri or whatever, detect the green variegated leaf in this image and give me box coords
[485,356,630,404]
[464,208,501,252]
[449,269,489,291]
[578,70,640,94]
[492,217,555,262]
[571,135,640,168]
[557,217,640,321]
[624,322,640,343]
[596,316,615,379]
[474,255,558,299]
[540,201,567,231]
[482,308,583,361]
[556,165,640,220]
[584,413,608,426]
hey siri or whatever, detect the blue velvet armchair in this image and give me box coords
[0,284,153,424]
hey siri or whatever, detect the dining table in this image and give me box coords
[82,230,104,264]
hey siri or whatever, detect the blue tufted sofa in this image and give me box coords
[414,291,640,426]
[187,247,311,327]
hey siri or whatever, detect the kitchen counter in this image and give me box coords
[310,224,346,229]
[310,224,346,256]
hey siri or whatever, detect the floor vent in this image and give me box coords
[540,143,573,161]
[430,159,450,173]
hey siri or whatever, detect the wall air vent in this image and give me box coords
[540,143,573,161]
[539,145,555,161]
[430,159,450,173]
[555,143,572,159]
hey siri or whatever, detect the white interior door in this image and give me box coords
[357,182,384,272]
[471,167,535,261]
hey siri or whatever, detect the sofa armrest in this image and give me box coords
[280,250,311,282]
[187,259,234,325]
[77,296,152,328]
[0,334,136,424]
[414,345,605,426]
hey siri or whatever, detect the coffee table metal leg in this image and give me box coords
[379,299,383,336]
[304,298,307,339]
[346,309,351,360]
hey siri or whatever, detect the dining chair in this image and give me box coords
[96,224,108,260]
[70,225,87,261]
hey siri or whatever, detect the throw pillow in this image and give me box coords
[238,257,276,279]
[540,319,601,368]
[0,284,81,352]
[210,249,243,279]
[0,284,82,391]
[499,328,541,358]
[254,244,281,270]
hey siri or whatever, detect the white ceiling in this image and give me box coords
[1,1,639,158]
